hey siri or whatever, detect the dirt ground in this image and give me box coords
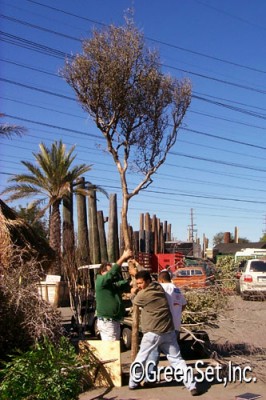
[79,295,266,399]
[207,295,266,349]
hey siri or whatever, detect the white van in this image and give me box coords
[235,248,266,263]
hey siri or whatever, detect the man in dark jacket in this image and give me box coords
[95,249,132,340]
[129,270,198,396]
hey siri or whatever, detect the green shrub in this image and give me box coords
[182,286,227,325]
[0,336,89,400]
[215,255,237,292]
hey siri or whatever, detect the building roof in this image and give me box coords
[213,242,266,255]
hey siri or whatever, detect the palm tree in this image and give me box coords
[2,140,95,274]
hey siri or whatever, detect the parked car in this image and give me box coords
[172,266,208,289]
[184,257,216,281]
[239,259,266,300]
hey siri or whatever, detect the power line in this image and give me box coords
[2,115,266,174]
[1,163,266,205]
[2,28,266,97]
[3,154,266,195]
[3,77,266,129]
[170,151,266,173]
[193,0,266,32]
[0,58,58,77]
[26,0,106,26]
[0,78,75,102]
[24,0,266,75]
[166,64,266,95]
[190,109,266,132]
[0,14,80,42]
[0,31,72,60]
[181,127,266,151]
[2,94,266,153]
[3,113,102,140]
[3,57,266,119]
[193,94,266,120]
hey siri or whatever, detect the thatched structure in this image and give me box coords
[0,199,55,271]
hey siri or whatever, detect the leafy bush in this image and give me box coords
[0,336,90,400]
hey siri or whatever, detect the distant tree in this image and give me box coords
[213,232,225,246]
[0,114,26,138]
[260,233,266,242]
[15,204,48,240]
[62,18,191,249]
[213,231,250,246]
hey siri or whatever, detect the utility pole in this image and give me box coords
[188,208,197,242]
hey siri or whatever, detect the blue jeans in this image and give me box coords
[146,330,179,380]
[129,330,196,391]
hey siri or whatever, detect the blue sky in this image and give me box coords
[1,0,266,247]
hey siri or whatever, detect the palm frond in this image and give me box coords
[2,185,46,202]
[0,123,26,138]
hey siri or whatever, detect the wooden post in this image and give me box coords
[131,304,140,361]
[139,213,145,252]
[163,220,167,243]
[152,215,158,254]
[159,222,164,253]
[88,189,101,264]
[157,218,161,253]
[133,231,139,254]
[167,223,172,241]
[145,213,150,254]
[107,194,119,262]
[97,210,108,262]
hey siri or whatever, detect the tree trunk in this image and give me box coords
[62,190,75,280]
[121,193,131,249]
[63,190,74,256]
[49,199,61,275]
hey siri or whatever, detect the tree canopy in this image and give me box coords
[62,19,191,247]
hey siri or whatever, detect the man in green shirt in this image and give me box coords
[95,249,133,340]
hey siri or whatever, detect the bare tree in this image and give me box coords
[62,19,191,249]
